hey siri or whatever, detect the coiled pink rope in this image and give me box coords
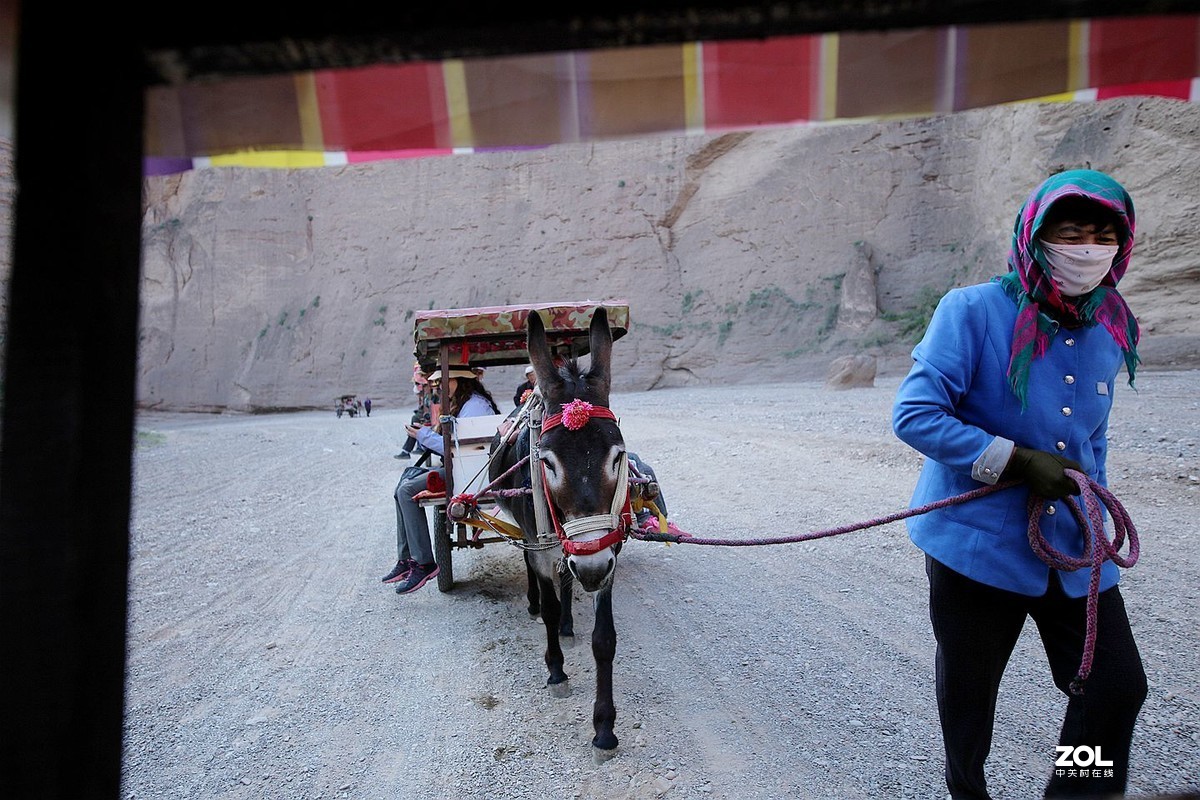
[631,470,1139,695]
[1028,469,1139,694]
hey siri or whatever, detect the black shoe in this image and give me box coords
[394,563,439,594]
[381,558,416,584]
[394,451,411,460]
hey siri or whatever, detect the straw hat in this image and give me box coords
[426,368,477,383]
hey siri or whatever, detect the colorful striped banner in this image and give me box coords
[142,13,1200,175]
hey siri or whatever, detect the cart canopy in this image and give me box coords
[413,301,629,370]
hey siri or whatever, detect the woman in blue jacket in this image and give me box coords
[892,169,1147,799]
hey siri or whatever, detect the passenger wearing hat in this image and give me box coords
[382,366,500,595]
[513,364,537,408]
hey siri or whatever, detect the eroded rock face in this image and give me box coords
[126,97,1200,411]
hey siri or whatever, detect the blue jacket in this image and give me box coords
[892,281,1123,598]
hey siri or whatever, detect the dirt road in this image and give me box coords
[123,372,1199,799]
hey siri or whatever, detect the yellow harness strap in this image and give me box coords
[632,498,668,534]
[458,510,526,541]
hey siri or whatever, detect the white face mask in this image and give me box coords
[1040,241,1118,296]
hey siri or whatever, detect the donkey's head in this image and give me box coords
[527,308,627,592]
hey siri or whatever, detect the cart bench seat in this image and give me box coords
[415,412,509,507]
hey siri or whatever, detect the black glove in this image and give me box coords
[1001,446,1084,500]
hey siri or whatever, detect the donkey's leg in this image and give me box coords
[524,552,540,617]
[591,584,618,759]
[537,573,570,697]
[557,564,576,639]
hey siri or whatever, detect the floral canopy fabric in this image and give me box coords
[412,301,630,369]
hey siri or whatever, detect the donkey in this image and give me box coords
[488,307,630,761]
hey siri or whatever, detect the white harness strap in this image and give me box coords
[558,453,629,541]
[526,389,557,546]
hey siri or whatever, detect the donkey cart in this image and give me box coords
[412,299,682,759]
[410,301,631,593]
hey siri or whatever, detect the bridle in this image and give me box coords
[537,399,632,557]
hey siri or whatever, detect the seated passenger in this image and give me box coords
[381,368,500,595]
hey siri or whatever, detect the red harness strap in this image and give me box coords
[539,482,631,555]
[541,403,617,433]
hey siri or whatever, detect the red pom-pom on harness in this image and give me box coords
[542,400,617,433]
[561,399,593,430]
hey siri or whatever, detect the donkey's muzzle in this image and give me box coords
[566,552,615,592]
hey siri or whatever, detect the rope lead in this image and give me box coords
[630,471,1139,696]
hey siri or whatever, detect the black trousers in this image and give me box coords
[925,556,1147,799]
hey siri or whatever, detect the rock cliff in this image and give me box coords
[114,97,1200,410]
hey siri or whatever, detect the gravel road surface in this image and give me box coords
[123,371,1199,799]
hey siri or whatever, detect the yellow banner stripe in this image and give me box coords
[683,42,704,133]
[208,151,329,168]
[294,72,325,151]
[820,34,839,121]
[443,59,474,149]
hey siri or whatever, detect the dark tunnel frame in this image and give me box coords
[3,2,1198,795]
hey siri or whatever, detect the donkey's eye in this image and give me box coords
[540,456,557,475]
[612,452,625,471]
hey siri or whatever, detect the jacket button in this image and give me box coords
[1062,407,1073,416]
[1065,338,1076,346]
[1046,505,1057,515]
[1056,441,1067,451]
[1064,375,1075,384]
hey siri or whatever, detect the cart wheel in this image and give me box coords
[433,508,454,592]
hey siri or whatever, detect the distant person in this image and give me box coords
[892,169,1147,799]
[382,368,500,594]
[364,397,372,417]
[513,364,537,407]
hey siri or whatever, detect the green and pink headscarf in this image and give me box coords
[995,169,1141,408]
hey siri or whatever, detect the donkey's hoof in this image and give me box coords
[547,679,571,699]
[560,633,578,649]
[591,744,618,765]
[527,606,540,618]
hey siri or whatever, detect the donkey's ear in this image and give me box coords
[586,307,612,401]
[526,310,562,394]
